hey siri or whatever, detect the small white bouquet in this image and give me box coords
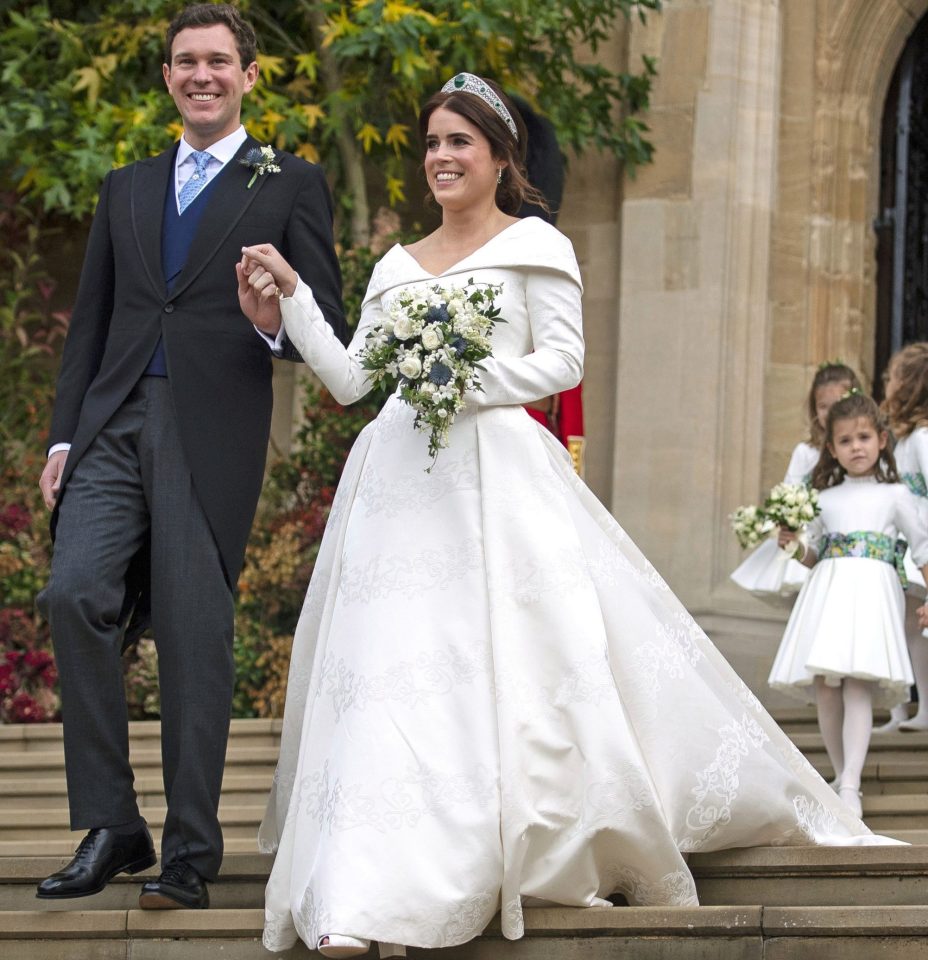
[359,278,504,468]
[763,482,820,557]
[730,504,775,550]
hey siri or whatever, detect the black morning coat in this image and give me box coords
[47,135,347,641]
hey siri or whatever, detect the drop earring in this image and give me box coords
[497,168,503,185]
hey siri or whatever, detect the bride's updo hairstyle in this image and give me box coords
[418,76,548,215]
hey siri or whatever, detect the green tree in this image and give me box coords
[1,1,659,242]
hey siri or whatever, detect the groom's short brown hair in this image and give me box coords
[165,4,257,68]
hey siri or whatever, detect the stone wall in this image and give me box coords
[573,0,928,703]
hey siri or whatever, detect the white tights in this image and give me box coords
[814,676,874,790]
[887,594,928,725]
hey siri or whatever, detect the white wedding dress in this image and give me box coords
[259,217,892,953]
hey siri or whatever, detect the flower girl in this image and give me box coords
[879,343,928,731]
[731,362,861,596]
[768,392,928,817]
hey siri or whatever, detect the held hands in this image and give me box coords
[237,244,299,338]
[39,450,68,511]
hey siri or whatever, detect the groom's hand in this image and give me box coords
[39,450,68,511]
[241,244,298,298]
[236,255,282,337]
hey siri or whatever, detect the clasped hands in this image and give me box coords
[236,244,299,337]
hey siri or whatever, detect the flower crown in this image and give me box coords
[440,73,518,141]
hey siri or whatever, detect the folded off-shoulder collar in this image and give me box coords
[362,216,582,307]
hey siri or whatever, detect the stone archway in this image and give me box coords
[789,0,928,386]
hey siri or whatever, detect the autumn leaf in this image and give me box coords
[294,52,319,82]
[72,66,101,104]
[301,103,326,130]
[257,54,287,82]
[386,175,406,205]
[355,123,383,153]
[385,123,410,156]
[296,142,320,164]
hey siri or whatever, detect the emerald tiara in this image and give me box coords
[440,73,519,141]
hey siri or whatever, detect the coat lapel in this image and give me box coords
[130,144,176,299]
[168,135,271,300]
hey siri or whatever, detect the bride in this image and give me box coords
[238,74,892,959]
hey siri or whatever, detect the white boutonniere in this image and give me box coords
[240,145,281,189]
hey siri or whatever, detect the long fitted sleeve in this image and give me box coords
[468,268,584,407]
[279,277,381,405]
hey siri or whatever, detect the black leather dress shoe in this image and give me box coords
[138,860,209,909]
[36,824,156,899]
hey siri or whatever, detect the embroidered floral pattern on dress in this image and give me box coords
[819,530,908,587]
[296,760,498,835]
[605,866,699,907]
[318,646,489,720]
[677,716,769,851]
[338,537,483,603]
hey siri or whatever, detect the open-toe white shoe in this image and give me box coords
[317,934,370,958]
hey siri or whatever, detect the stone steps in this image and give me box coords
[0,773,272,811]
[5,847,928,913]
[4,715,928,957]
[4,906,928,959]
[0,719,282,754]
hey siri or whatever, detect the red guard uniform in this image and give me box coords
[525,383,586,476]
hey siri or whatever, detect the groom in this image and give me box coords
[36,4,345,908]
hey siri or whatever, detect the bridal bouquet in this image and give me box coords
[729,504,775,550]
[359,279,503,467]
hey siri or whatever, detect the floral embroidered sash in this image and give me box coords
[819,531,907,587]
[902,472,928,498]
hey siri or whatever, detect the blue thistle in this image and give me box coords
[242,147,264,165]
[428,362,453,386]
[425,304,450,324]
[450,336,467,357]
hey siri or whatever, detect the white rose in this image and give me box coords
[420,381,437,396]
[393,316,415,340]
[398,355,422,378]
[421,326,444,350]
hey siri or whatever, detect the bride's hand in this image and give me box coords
[240,244,299,298]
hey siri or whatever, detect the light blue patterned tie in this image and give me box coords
[178,150,212,213]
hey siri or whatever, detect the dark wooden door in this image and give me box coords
[875,15,928,394]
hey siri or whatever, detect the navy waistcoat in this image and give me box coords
[143,171,223,377]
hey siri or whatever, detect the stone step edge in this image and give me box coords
[0,805,267,828]
[0,719,282,743]
[3,905,928,940]
[5,846,928,885]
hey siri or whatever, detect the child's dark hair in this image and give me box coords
[807,362,863,447]
[883,342,928,438]
[811,392,898,490]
